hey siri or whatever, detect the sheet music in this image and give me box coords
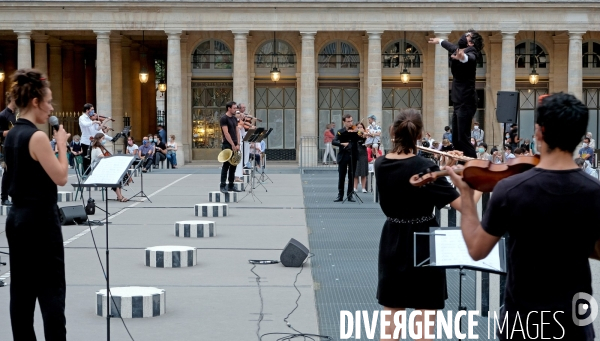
[83,155,134,186]
[434,229,502,272]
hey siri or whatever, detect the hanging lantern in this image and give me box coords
[529,67,539,85]
[0,71,4,83]
[400,68,410,84]
[158,79,167,92]
[270,67,281,82]
[139,65,149,84]
[139,31,149,84]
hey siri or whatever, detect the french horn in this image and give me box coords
[217,149,242,166]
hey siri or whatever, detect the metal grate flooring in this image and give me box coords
[302,171,488,340]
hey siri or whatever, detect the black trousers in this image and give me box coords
[452,104,477,158]
[337,153,356,197]
[1,163,8,201]
[81,143,91,174]
[6,204,66,341]
[220,143,236,188]
[154,152,166,166]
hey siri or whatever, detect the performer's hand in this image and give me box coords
[341,142,349,147]
[234,145,240,151]
[451,49,466,61]
[445,166,473,195]
[428,38,441,44]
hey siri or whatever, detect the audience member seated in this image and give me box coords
[576,157,598,179]
[477,142,492,161]
[579,137,595,167]
[166,134,178,169]
[138,136,154,172]
[249,141,262,170]
[154,136,167,168]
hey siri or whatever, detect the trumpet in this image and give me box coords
[217,149,242,166]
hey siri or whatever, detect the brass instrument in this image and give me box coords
[217,148,242,166]
[417,146,475,162]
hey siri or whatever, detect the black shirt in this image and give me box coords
[5,119,57,206]
[482,168,600,339]
[375,156,459,219]
[155,141,167,154]
[69,141,82,153]
[220,114,238,145]
[442,38,479,106]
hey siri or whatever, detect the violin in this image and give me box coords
[99,115,115,122]
[100,145,112,157]
[409,155,540,192]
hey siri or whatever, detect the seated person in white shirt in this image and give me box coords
[249,142,262,170]
[576,157,599,179]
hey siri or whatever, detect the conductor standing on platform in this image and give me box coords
[5,69,69,340]
[332,114,360,202]
[429,30,483,158]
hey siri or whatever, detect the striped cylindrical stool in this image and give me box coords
[57,191,74,202]
[129,168,140,177]
[145,246,197,268]
[243,168,252,175]
[208,191,238,203]
[243,174,251,183]
[194,203,227,217]
[175,220,216,238]
[96,286,166,318]
[0,205,10,216]
[72,185,101,192]
[233,182,245,192]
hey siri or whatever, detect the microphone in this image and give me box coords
[49,116,60,132]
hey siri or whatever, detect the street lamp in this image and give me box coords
[270,32,281,83]
[158,79,167,93]
[139,31,149,84]
[400,31,410,84]
[529,31,539,85]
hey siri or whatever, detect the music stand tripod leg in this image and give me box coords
[457,266,467,341]
[128,161,152,203]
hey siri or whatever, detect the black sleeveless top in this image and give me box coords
[5,118,57,205]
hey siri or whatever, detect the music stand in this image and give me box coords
[414,227,507,340]
[82,155,135,341]
[128,156,151,203]
[239,128,265,203]
[255,128,273,184]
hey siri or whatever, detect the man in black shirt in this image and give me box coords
[219,101,241,193]
[429,30,483,158]
[448,93,600,340]
[0,93,17,206]
[332,114,360,202]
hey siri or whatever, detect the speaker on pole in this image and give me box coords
[59,205,88,225]
[496,91,520,123]
[280,238,309,267]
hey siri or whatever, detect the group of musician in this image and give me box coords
[218,100,264,193]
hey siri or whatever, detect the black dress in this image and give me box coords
[354,140,368,177]
[374,155,459,309]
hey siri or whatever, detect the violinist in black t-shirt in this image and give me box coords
[447,92,600,341]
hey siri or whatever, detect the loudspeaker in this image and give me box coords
[280,238,309,267]
[496,91,520,123]
[59,205,88,225]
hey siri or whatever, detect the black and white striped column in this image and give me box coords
[96,286,166,318]
[174,220,216,238]
[208,191,238,203]
[0,205,10,216]
[194,203,228,217]
[233,182,245,192]
[145,246,197,268]
[57,191,74,202]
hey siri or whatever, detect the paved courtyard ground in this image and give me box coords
[1,162,600,340]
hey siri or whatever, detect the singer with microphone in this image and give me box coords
[4,69,69,340]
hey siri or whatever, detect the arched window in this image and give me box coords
[515,42,548,69]
[583,42,600,68]
[192,39,232,70]
[382,40,421,69]
[254,39,296,69]
[318,41,359,69]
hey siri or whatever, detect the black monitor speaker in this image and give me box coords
[496,91,520,123]
[280,238,309,267]
[59,205,88,225]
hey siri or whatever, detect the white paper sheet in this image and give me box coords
[433,229,502,272]
[83,155,134,186]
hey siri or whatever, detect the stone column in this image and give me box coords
[233,31,249,107]
[49,38,63,113]
[16,31,31,69]
[180,35,190,163]
[95,31,112,126]
[501,32,517,91]
[433,32,450,138]
[568,31,585,100]
[110,34,123,139]
[62,43,74,112]
[146,51,157,134]
[367,32,382,120]
[131,43,142,142]
[73,46,86,112]
[300,32,317,167]
[32,34,48,75]
[166,31,183,165]
[122,39,132,127]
